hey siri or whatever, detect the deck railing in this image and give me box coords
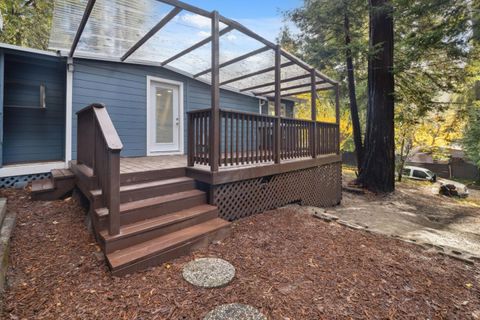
[187,108,339,168]
[77,103,123,235]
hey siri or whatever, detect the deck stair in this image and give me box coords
[82,167,230,276]
[31,169,76,200]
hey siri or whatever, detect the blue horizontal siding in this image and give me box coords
[72,59,262,158]
[3,54,65,164]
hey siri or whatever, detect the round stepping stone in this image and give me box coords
[203,303,267,320]
[182,258,235,288]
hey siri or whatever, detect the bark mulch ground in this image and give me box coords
[1,188,479,319]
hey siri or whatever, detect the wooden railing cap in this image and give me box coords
[93,106,123,151]
[76,102,106,115]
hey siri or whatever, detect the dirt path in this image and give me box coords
[331,173,480,260]
[1,189,479,319]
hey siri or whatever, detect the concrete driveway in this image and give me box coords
[311,177,480,262]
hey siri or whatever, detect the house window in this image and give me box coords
[4,81,46,109]
[261,101,287,117]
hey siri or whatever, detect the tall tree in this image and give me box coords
[356,0,395,192]
[343,5,364,170]
[0,0,53,50]
[285,0,368,172]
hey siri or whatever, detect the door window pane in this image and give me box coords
[155,87,173,143]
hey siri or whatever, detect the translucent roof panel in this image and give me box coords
[49,0,333,95]
[129,11,229,65]
[219,30,264,64]
[50,0,173,57]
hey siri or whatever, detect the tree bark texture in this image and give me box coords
[357,0,395,193]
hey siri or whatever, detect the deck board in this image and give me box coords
[120,156,188,173]
[119,154,338,174]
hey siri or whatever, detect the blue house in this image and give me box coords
[2,0,342,274]
[0,43,298,186]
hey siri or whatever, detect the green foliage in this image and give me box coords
[0,0,54,50]
[462,43,480,169]
[394,0,474,115]
[463,107,480,167]
[284,0,478,161]
[285,0,369,108]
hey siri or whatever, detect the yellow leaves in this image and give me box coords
[413,108,465,149]
[293,92,336,122]
[292,92,352,150]
[465,283,473,289]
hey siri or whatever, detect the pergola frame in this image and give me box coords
[254,80,327,96]
[67,0,340,171]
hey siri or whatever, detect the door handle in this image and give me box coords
[175,117,180,125]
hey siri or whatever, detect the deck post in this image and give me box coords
[335,85,341,154]
[187,113,194,166]
[311,69,317,158]
[108,151,121,235]
[274,45,281,164]
[210,10,220,172]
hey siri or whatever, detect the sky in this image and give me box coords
[183,0,303,41]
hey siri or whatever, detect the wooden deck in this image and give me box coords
[56,104,342,275]
[120,155,188,173]
[120,154,326,174]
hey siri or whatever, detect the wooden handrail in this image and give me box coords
[189,107,337,126]
[77,103,122,236]
[76,103,123,151]
[187,108,215,114]
[187,108,339,169]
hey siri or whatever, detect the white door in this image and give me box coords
[147,78,183,154]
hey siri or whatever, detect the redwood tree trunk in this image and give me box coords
[344,12,364,171]
[357,0,395,193]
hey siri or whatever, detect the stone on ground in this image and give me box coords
[0,198,15,295]
[203,303,267,320]
[182,257,235,288]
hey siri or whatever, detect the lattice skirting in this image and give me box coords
[0,172,51,188]
[211,162,342,221]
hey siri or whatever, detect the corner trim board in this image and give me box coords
[65,58,73,167]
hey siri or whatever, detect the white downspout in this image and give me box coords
[65,57,73,168]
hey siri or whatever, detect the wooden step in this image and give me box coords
[107,218,230,276]
[95,189,207,228]
[70,162,97,192]
[120,167,186,186]
[91,177,196,207]
[99,204,219,253]
[31,169,76,201]
[31,178,54,194]
[51,169,75,180]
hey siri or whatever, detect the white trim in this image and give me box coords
[0,42,59,57]
[259,99,264,114]
[0,161,66,178]
[65,58,73,167]
[146,76,184,156]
